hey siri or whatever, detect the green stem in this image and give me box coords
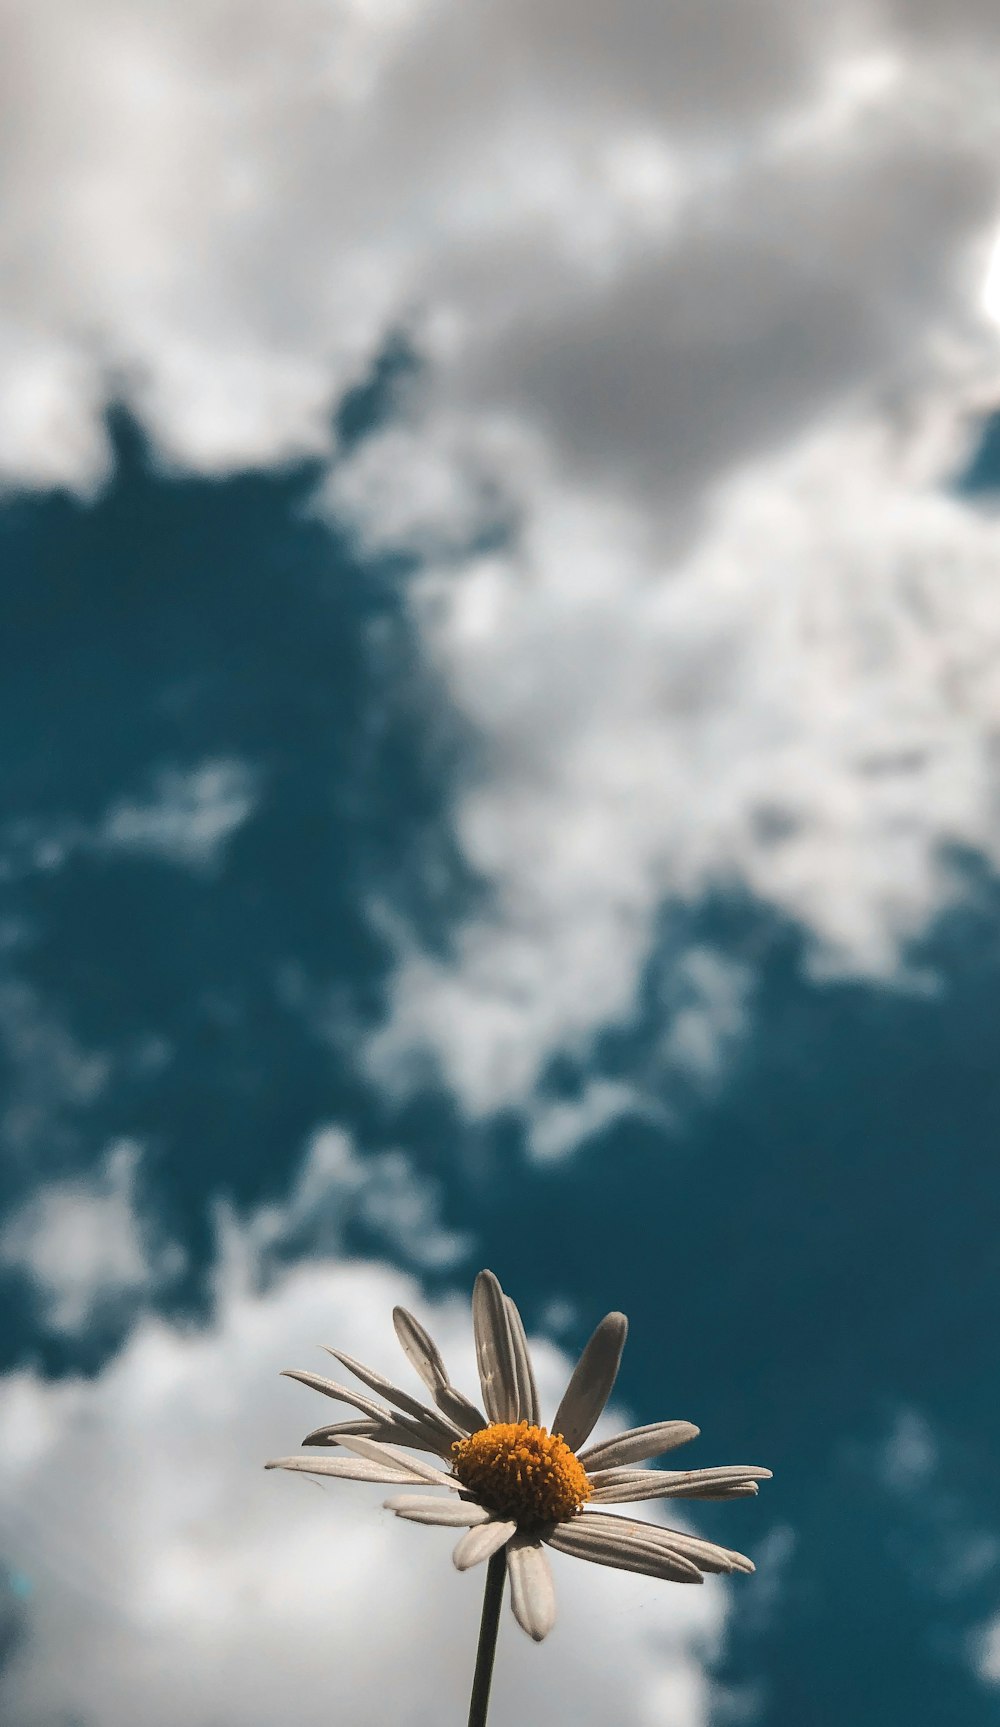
[466,1549,506,1727]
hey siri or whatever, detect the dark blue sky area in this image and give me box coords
[1,411,1000,1724]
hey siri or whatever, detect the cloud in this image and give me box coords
[0,1254,733,1727]
[849,1408,1000,1608]
[358,414,1000,1113]
[249,1125,471,1270]
[878,1408,938,1493]
[5,0,1000,1127]
[1,0,998,495]
[0,757,258,883]
[0,1111,468,1334]
[98,759,258,873]
[975,1614,1000,1686]
[0,1140,184,1335]
[0,755,255,1181]
[527,1081,651,1165]
[0,974,110,1166]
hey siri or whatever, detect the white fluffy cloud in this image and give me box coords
[249,1124,471,1268]
[1,757,258,884]
[2,0,998,496]
[0,1120,468,1333]
[98,759,258,872]
[851,1408,1000,1613]
[0,1140,184,1334]
[0,1254,732,1727]
[358,415,1000,1111]
[976,1614,1000,1686]
[5,0,1000,1120]
[0,973,111,1165]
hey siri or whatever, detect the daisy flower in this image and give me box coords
[267,1270,770,1649]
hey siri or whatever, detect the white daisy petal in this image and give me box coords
[302,1418,383,1444]
[323,1348,464,1443]
[264,1455,418,1483]
[551,1312,628,1452]
[298,1416,381,1443]
[565,1512,754,1574]
[578,1420,700,1471]
[391,1304,486,1432]
[300,1416,442,1443]
[386,1496,493,1527]
[384,1492,487,1516]
[659,1529,755,1574]
[333,1430,461,1488]
[681,1481,760,1499]
[585,1466,665,1485]
[504,1295,540,1426]
[472,1270,518,1423]
[588,1465,771,1485]
[452,1519,518,1569]
[280,1368,393,1424]
[302,1417,445,1453]
[392,1306,450,1394]
[284,1368,451,1455]
[588,1464,771,1504]
[546,1517,704,1583]
[506,1534,557,1641]
[434,1381,488,1434]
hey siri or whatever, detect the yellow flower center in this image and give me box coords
[452,1421,592,1528]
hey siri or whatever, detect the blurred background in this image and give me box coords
[2,2,1000,1724]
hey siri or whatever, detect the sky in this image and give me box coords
[1,1,1000,1724]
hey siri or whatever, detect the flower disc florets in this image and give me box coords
[452,1421,592,1528]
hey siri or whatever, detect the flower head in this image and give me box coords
[267,1269,771,1641]
[452,1421,591,1525]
